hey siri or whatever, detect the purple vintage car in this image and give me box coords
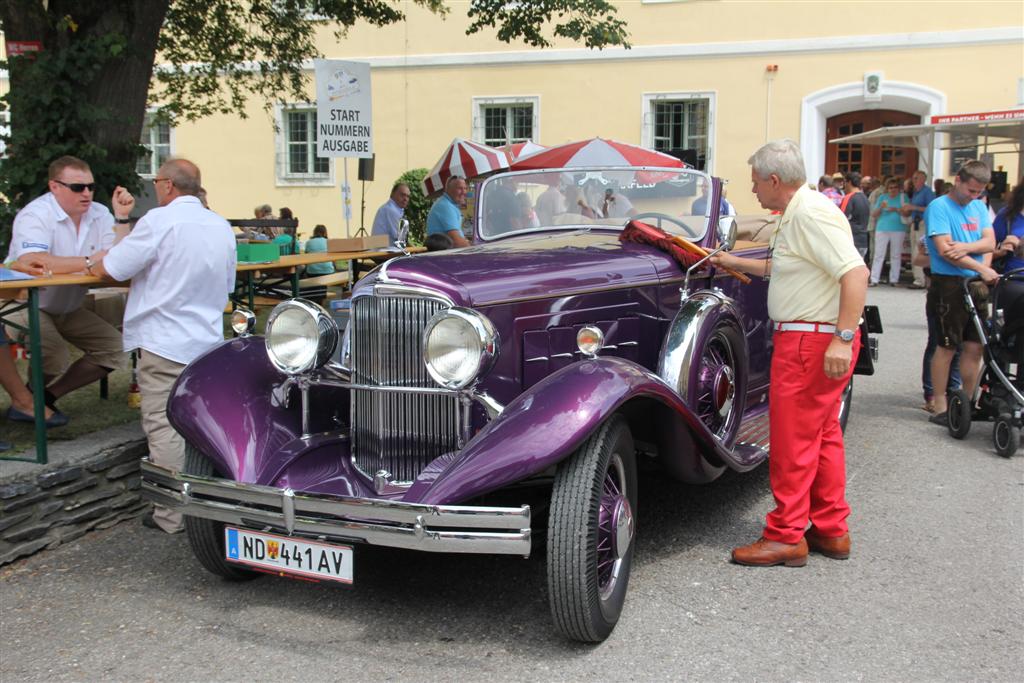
[141,166,877,643]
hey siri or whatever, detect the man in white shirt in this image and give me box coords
[6,156,134,413]
[93,158,237,534]
[602,187,636,219]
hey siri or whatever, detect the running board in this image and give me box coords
[734,410,770,464]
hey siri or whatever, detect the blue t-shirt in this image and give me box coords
[426,194,463,236]
[304,237,335,275]
[993,207,1024,273]
[873,193,907,233]
[909,185,935,223]
[925,195,992,276]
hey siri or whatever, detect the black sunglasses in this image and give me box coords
[54,179,96,193]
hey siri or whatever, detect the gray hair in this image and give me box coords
[159,158,202,196]
[956,160,991,185]
[748,139,807,186]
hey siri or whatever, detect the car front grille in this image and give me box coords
[350,293,460,483]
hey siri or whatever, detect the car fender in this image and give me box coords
[408,355,740,505]
[167,336,346,483]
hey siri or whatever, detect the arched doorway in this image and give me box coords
[826,110,919,180]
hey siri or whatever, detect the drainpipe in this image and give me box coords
[765,64,778,142]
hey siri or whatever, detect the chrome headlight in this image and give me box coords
[422,308,499,389]
[265,299,338,375]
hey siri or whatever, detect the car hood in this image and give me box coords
[374,231,669,306]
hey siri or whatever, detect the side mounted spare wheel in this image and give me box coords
[547,415,637,643]
[183,444,260,582]
[658,293,749,448]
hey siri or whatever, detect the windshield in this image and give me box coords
[477,167,714,241]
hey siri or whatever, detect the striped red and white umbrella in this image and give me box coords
[509,137,685,173]
[422,138,510,196]
[500,140,547,162]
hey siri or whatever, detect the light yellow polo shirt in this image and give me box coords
[767,185,864,324]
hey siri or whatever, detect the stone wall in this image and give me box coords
[0,440,148,566]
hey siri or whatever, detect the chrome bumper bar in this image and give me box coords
[140,460,531,556]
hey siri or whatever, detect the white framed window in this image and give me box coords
[642,92,715,172]
[275,104,333,186]
[472,96,540,148]
[136,111,173,177]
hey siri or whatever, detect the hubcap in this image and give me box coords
[597,455,630,599]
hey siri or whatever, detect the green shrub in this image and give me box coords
[395,168,430,246]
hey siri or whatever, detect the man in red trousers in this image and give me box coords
[711,139,869,566]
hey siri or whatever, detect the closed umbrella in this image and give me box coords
[422,138,510,196]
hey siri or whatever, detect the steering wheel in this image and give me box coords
[631,212,700,239]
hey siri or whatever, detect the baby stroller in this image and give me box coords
[944,267,1024,457]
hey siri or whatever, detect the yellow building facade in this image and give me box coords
[5,2,1024,229]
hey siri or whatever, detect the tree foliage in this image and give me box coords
[395,168,431,246]
[0,0,630,252]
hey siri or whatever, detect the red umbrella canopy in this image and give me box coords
[509,137,686,174]
[499,140,547,162]
[422,138,510,196]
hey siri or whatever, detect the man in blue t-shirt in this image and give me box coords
[903,170,936,288]
[426,176,470,247]
[923,160,998,424]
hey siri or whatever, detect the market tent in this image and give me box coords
[829,109,1024,177]
[510,137,685,171]
[422,138,509,196]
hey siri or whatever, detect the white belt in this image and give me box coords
[773,321,837,334]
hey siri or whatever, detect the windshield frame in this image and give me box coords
[474,166,715,243]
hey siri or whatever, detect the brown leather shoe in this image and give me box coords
[805,527,851,560]
[731,537,808,567]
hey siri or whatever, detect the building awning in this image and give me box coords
[828,109,1023,176]
[831,109,1024,149]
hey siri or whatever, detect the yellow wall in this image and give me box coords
[6,2,1020,224]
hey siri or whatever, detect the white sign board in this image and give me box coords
[315,60,373,158]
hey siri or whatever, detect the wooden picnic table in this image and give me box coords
[1,245,423,463]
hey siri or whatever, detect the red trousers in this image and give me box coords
[765,330,860,544]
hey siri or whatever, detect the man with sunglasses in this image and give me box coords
[5,156,133,414]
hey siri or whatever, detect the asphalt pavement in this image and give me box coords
[1,284,1021,682]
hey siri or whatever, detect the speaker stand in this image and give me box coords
[355,179,368,237]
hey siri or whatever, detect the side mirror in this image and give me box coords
[717,216,737,251]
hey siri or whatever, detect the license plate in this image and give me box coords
[224,527,353,584]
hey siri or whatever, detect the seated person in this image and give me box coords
[602,187,636,219]
[515,192,540,230]
[564,185,598,219]
[6,155,128,411]
[273,207,298,254]
[304,225,335,275]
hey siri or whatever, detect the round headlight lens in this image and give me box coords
[423,308,498,389]
[265,300,338,375]
[231,307,256,336]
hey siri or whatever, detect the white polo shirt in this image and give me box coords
[7,193,116,314]
[767,184,865,324]
[103,195,237,365]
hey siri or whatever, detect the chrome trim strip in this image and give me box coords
[141,460,532,556]
[371,282,455,306]
[479,279,664,307]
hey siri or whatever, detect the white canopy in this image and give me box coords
[829,109,1024,177]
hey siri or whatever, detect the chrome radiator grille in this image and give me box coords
[350,294,460,483]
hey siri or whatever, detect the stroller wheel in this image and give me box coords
[947,390,972,440]
[993,415,1020,458]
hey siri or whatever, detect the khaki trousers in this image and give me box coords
[138,350,186,533]
[3,305,123,377]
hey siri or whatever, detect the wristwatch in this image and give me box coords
[115,217,132,224]
[84,255,95,274]
[835,328,856,343]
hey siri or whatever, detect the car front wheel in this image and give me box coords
[183,444,260,582]
[547,415,637,643]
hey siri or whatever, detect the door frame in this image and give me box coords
[800,81,945,180]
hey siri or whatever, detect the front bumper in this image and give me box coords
[140,460,532,556]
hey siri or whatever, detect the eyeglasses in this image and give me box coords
[153,177,171,185]
[54,180,96,193]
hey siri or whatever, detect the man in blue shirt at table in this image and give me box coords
[426,176,470,247]
[371,183,411,247]
[903,170,936,289]
[924,160,998,425]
